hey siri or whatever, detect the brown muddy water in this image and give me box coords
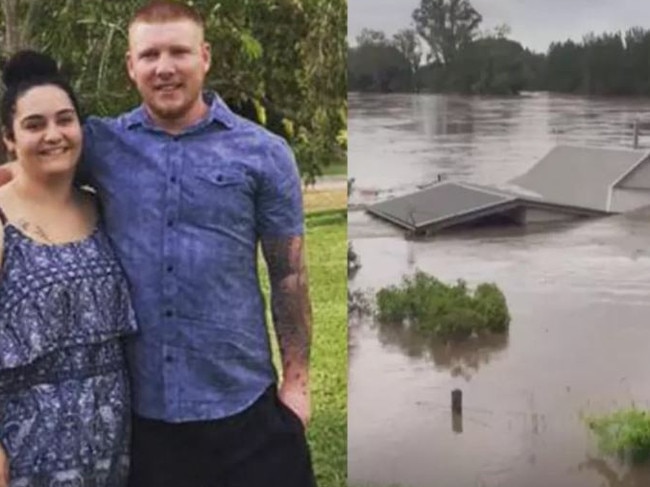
[347,92,650,487]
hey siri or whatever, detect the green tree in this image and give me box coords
[581,32,628,94]
[348,28,412,92]
[540,27,650,96]
[477,22,511,40]
[392,28,422,90]
[545,40,584,92]
[520,48,546,91]
[412,0,482,65]
[1,0,40,55]
[452,37,526,94]
[0,0,346,181]
[624,27,650,94]
[493,23,511,39]
[356,28,388,46]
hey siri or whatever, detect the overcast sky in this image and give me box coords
[348,0,650,53]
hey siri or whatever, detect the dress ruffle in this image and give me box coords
[0,225,138,370]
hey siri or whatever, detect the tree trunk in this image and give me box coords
[2,0,21,57]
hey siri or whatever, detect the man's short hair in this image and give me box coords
[130,1,204,29]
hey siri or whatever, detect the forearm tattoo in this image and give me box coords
[262,236,313,382]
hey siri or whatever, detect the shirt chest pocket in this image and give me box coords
[180,166,254,230]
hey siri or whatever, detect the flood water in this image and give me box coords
[347,92,650,487]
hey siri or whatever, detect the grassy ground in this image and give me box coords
[261,188,347,487]
[303,188,348,214]
[320,163,347,176]
[304,209,347,487]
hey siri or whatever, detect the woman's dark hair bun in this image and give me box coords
[2,50,59,88]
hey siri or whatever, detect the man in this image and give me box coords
[2,1,316,486]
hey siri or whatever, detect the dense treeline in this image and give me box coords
[0,0,346,179]
[349,0,650,96]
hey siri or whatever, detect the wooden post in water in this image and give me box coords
[452,413,463,433]
[451,389,462,414]
[634,119,640,149]
[451,389,463,433]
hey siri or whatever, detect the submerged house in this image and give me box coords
[366,145,650,236]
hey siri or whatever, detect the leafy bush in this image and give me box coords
[375,271,510,339]
[587,409,650,464]
[376,286,409,322]
[473,283,511,333]
[433,307,485,339]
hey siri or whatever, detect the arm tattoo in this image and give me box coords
[262,236,312,381]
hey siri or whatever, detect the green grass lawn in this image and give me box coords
[320,163,347,176]
[261,208,347,487]
[305,210,347,487]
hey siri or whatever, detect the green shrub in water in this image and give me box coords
[376,286,408,322]
[375,271,510,338]
[473,283,510,333]
[433,307,486,339]
[587,409,650,464]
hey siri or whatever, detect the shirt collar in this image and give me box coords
[124,91,237,132]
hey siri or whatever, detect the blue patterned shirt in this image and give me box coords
[83,92,304,422]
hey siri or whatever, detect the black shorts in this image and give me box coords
[127,386,317,487]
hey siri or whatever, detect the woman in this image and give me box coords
[0,51,137,485]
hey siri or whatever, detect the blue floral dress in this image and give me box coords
[0,210,137,486]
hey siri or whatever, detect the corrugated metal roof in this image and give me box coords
[510,145,649,211]
[365,145,647,233]
[367,182,514,229]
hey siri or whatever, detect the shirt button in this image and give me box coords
[165,355,173,363]
[170,176,177,183]
[167,220,174,227]
[165,310,174,317]
[167,265,174,273]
